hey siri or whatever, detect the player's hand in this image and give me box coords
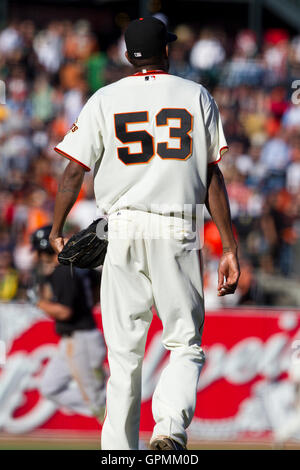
[217,249,240,296]
[49,234,68,254]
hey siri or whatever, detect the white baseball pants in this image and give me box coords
[100,211,205,450]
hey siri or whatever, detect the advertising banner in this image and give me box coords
[0,304,299,440]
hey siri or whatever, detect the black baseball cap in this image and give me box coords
[125,17,177,60]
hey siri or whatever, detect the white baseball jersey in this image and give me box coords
[55,70,228,216]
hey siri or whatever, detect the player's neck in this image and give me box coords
[132,64,168,74]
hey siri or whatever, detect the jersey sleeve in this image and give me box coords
[200,88,228,165]
[54,95,104,171]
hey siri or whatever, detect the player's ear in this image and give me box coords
[125,51,130,63]
[165,45,169,57]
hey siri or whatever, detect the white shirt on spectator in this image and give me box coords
[0,26,22,54]
[286,162,300,194]
[282,106,300,129]
[260,138,290,171]
[190,38,225,70]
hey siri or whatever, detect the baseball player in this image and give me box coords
[49,17,240,450]
[30,225,106,421]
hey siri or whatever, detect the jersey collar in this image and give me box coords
[131,69,168,76]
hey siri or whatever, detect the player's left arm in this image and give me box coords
[49,161,85,254]
[205,163,240,296]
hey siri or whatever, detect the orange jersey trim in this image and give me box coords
[208,146,229,166]
[54,147,91,172]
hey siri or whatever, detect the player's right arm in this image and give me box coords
[50,94,103,254]
[49,161,85,254]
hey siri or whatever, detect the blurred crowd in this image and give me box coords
[0,16,300,307]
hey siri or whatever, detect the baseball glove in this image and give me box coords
[58,218,108,269]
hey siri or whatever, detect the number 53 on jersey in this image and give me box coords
[114,108,193,165]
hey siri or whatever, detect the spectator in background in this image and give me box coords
[168,39,199,81]
[0,21,23,56]
[282,104,300,131]
[168,24,198,81]
[235,136,267,188]
[221,30,265,88]
[31,75,55,123]
[261,190,298,276]
[190,28,225,71]
[260,128,291,192]
[263,29,289,86]
[85,39,108,93]
[0,250,18,301]
[289,35,300,80]
[286,135,300,195]
[33,21,63,74]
